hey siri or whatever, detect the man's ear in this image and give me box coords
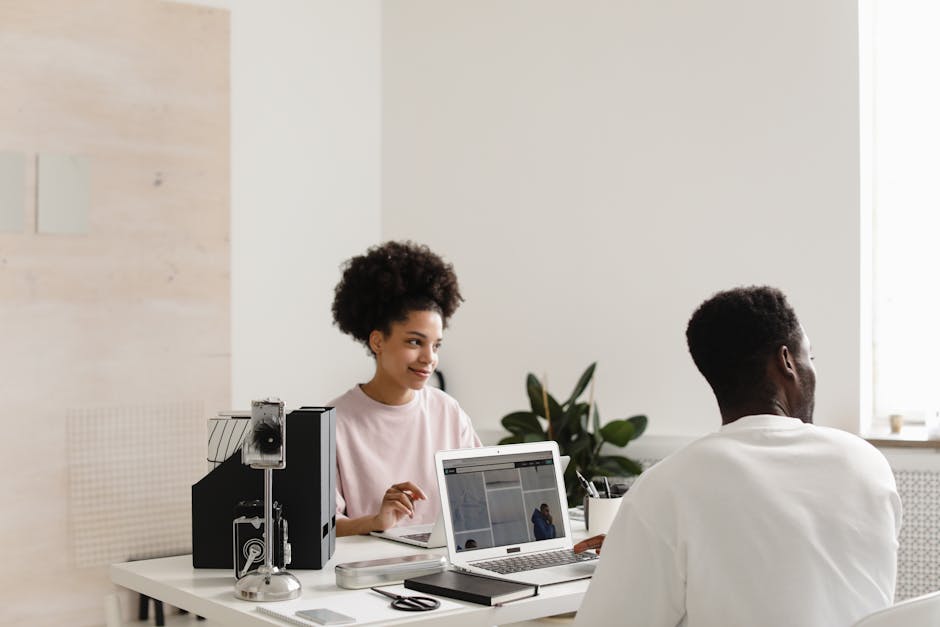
[777,344,797,379]
[369,329,384,355]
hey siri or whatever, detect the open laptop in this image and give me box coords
[435,442,598,586]
[369,456,570,550]
[370,515,446,548]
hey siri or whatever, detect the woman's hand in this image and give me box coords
[370,481,428,531]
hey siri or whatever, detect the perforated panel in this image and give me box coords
[894,470,940,600]
[66,401,205,567]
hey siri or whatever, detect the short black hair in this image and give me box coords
[331,241,463,352]
[686,286,802,408]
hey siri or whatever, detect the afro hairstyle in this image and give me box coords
[332,241,463,352]
[685,286,803,407]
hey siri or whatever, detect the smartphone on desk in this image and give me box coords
[295,608,356,625]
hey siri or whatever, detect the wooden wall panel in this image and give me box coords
[0,1,229,624]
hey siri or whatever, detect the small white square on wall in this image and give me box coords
[0,152,26,233]
[37,153,89,235]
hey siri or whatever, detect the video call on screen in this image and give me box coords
[443,453,565,552]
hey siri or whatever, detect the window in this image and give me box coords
[869,1,940,430]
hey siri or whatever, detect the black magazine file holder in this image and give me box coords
[192,406,336,569]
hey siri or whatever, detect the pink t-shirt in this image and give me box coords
[330,385,481,525]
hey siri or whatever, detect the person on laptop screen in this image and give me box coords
[573,286,901,627]
[531,503,556,540]
[329,241,481,537]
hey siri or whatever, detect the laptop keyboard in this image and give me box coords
[402,532,431,542]
[472,549,599,575]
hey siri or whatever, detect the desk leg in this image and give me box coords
[136,594,166,626]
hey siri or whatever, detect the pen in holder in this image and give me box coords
[234,398,302,602]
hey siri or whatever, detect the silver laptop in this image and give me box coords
[435,442,598,586]
[368,457,569,550]
[370,515,446,548]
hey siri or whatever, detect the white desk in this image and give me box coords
[111,532,590,626]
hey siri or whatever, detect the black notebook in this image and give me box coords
[404,569,539,606]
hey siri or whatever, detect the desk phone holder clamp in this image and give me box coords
[234,398,302,601]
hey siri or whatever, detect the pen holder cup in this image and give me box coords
[584,496,623,536]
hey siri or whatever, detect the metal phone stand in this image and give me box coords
[235,398,302,601]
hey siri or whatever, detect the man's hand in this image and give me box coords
[573,534,606,555]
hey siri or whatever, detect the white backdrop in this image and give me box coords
[214,0,865,434]
[382,0,863,437]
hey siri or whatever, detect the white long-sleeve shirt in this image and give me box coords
[575,414,901,627]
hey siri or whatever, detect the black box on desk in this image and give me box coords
[192,406,336,569]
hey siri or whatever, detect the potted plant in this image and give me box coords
[498,362,647,506]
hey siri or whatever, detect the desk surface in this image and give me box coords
[111,531,590,626]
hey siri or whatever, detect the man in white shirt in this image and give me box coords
[574,286,901,627]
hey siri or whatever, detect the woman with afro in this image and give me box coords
[329,241,481,537]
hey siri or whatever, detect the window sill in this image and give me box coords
[864,425,940,449]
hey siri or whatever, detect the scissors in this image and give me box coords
[370,586,441,612]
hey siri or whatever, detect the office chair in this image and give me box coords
[852,590,940,627]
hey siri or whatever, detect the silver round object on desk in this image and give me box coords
[234,565,302,601]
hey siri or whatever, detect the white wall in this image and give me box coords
[222,0,383,410]
[382,0,861,437]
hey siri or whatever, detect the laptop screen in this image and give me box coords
[441,449,566,552]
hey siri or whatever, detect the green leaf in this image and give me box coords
[526,374,543,413]
[557,402,586,441]
[526,374,563,420]
[564,475,583,507]
[595,454,643,476]
[501,411,544,436]
[628,415,648,439]
[523,432,547,443]
[566,434,594,459]
[599,419,636,447]
[498,434,524,445]
[566,362,597,406]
